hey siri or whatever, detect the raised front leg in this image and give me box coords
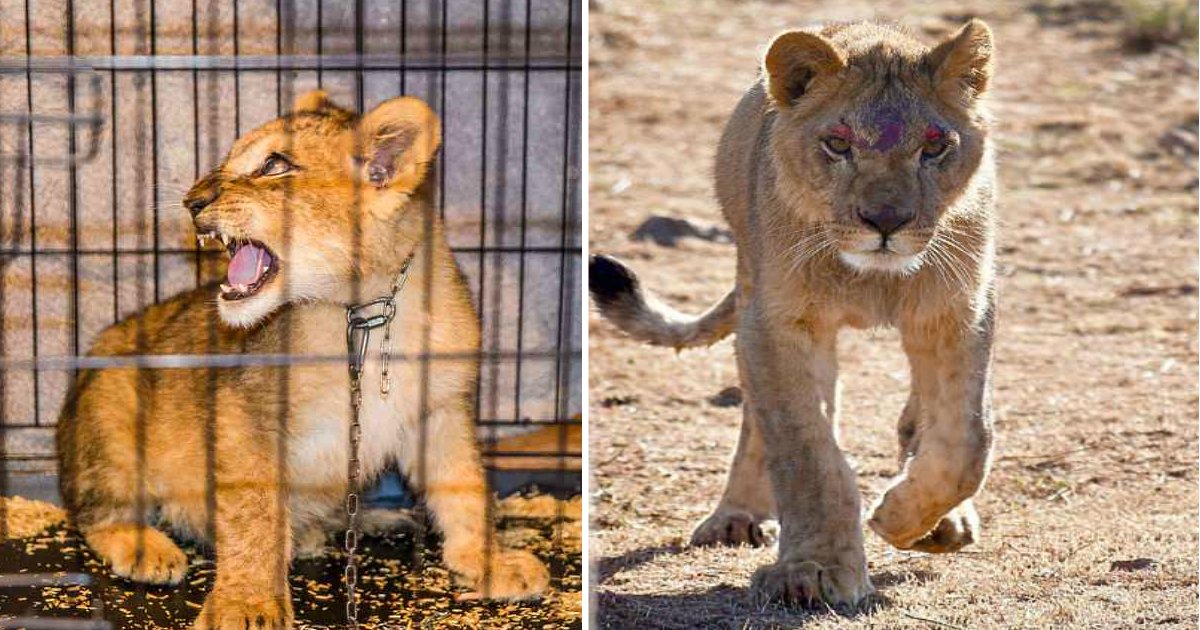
[739,308,871,610]
[691,407,777,547]
[892,354,979,553]
[870,299,996,550]
[399,405,549,600]
[194,469,293,629]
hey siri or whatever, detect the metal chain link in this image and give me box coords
[342,255,412,629]
[379,257,410,397]
[344,371,362,627]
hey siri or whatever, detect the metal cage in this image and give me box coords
[0,0,582,626]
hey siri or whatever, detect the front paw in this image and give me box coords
[908,500,979,554]
[458,549,550,601]
[691,507,775,547]
[751,555,873,612]
[192,588,293,630]
[84,524,188,585]
[867,487,946,550]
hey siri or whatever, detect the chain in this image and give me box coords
[379,260,410,397]
[344,371,363,627]
[342,255,412,628]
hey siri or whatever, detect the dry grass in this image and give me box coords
[588,0,1198,628]
[1120,0,1199,52]
[1,495,65,540]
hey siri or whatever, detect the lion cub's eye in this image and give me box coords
[921,138,950,160]
[258,153,293,177]
[822,136,852,158]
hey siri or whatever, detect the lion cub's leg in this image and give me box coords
[63,410,189,585]
[692,382,777,547]
[896,390,920,464]
[893,376,979,553]
[69,478,187,586]
[399,405,549,600]
[194,452,293,630]
[869,304,995,550]
[739,310,872,610]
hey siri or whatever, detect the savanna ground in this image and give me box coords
[588,0,1199,628]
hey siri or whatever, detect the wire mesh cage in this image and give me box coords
[0,0,581,627]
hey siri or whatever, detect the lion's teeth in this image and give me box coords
[197,234,207,246]
[235,283,248,292]
[220,283,233,293]
[220,234,230,246]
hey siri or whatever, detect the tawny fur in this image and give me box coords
[590,20,998,609]
[57,91,549,630]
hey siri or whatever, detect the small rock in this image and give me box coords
[1109,558,1158,572]
[631,215,733,247]
[1159,127,1199,157]
[600,394,638,408]
[611,175,632,195]
[1119,284,1198,298]
[708,386,743,407]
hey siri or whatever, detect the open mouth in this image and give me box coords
[197,232,280,301]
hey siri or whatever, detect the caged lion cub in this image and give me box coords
[591,20,998,608]
[57,91,549,628]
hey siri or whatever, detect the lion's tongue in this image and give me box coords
[227,243,271,287]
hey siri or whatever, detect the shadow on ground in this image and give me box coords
[597,546,942,628]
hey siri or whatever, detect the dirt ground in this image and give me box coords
[0,495,581,629]
[587,1,1199,628]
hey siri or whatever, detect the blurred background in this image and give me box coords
[589,0,1197,628]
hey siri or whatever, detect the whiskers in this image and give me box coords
[784,223,838,276]
[923,223,986,292]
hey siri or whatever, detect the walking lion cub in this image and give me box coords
[57,91,548,628]
[592,20,998,609]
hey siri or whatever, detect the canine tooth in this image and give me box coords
[235,283,248,292]
[220,234,230,246]
[220,283,233,293]
[197,234,208,246]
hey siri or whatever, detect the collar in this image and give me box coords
[345,252,414,379]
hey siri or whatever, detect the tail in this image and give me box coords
[589,254,737,349]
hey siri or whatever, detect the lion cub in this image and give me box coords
[592,21,998,609]
[57,91,548,628]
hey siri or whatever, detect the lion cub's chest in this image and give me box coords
[784,267,949,330]
[283,310,419,489]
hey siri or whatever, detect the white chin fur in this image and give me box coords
[839,250,924,275]
[217,285,283,328]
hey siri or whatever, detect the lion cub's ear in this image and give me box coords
[928,19,994,107]
[293,89,343,114]
[357,97,441,191]
[763,30,845,108]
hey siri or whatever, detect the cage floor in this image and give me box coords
[0,504,581,629]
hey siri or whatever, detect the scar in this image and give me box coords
[829,107,908,153]
[867,107,906,152]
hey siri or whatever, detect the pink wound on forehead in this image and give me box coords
[872,119,904,152]
[830,123,853,138]
[924,124,945,141]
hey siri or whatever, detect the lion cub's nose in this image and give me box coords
[184,182,220,217]
[857,204,912,237]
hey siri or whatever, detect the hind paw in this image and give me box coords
[85,524,188,585]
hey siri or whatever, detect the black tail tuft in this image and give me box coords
[589,255,639,306]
